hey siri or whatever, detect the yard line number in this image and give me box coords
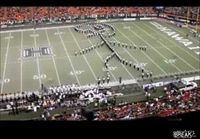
[164,59,176,64]
[135,63,147,68]
[33,74,47,80]
[102,66,117,71]
[69,70,85,76]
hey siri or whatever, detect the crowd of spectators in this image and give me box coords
[93,86,200,120]
[1,80,199,120]
[0,83,113,119]
[48,86,200,120]
[1,7,199,26]
[0,7,155,26]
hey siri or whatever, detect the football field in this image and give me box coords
[1,20,200,94]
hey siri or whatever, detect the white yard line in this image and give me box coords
[117,24,167,74]
[0,25,74,34]
[57,29,81,85]
[85,36,118,82]
[158,41,196,70]
[20,32,23,93]
[101,29,136,80]
[139,23,197,71]
[131,23,183,73]
[144,22,200,62]
[69,28,97,80]
[33,30,42,88]
[118,60,135,79]
[112,37,138,63]
[45,29,61,86]
[112,36,142,78]
[112,39,138,79]
[1,32,11,94]
[107,27,139,63]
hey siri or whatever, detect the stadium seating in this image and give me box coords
[0,7,156,25]
[93,88,200,120]
[49,87,200,120]
[1,7,199,24]
[7,86,197,120]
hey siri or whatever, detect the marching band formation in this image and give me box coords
[74,22,153,83]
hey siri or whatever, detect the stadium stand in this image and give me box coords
[0,83,114,118]
[0,7,156,25]
[48,87,200,120]
[1,7,199,27]
[1,83,199,121]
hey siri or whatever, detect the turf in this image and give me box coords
[1,20,200,94]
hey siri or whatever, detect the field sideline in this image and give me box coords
[0,20,200,94]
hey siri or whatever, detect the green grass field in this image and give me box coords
[1,20,200,94]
